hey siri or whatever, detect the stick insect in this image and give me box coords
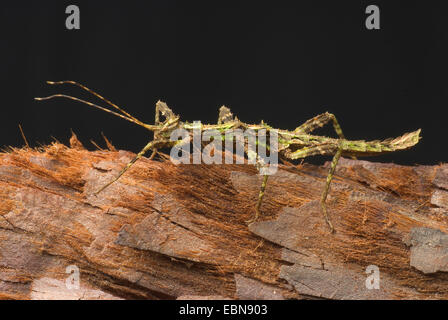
[35,81,421,232]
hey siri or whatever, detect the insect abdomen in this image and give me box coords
[341,129,421,156]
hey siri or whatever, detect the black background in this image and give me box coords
[1,0,447,164]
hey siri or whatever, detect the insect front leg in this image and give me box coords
[150,101,180,160]
[150,101,176,159]
[150,104,162,160]
[320,145,343,233]
[95,140,159,194]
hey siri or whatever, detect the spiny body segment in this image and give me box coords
[35,81,421,233]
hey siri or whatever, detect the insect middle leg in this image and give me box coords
[247,174,269,223]
[320,145,343,233]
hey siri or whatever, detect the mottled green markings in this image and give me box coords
[35,81,422,233]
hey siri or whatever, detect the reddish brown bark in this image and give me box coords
[1,134,448,299]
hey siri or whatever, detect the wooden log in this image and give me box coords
[1,134,448,299]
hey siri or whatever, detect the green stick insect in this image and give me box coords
[35,81,421,232]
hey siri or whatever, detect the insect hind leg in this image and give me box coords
[320,145,343,233]
[295,112,344,137]
[295,112,356,160]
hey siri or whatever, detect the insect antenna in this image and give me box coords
[34,93,146,128]
[45,81,141,124]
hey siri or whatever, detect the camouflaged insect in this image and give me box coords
[35,81,421,232]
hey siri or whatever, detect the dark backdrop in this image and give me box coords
[1,0,447,164]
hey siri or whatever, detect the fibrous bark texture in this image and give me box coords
[1,134,448,299]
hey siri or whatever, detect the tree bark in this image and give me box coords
[1,134,448,300]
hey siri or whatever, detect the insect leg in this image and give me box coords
[150,101,176,159]
[320,145,342,233]
[247,174,269,223]
[295,112,356,159]
[95,140,158,194]
[148,149,158,160]
[294,112,344,137]
[284,144,338,160]
[241,134,271,224]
